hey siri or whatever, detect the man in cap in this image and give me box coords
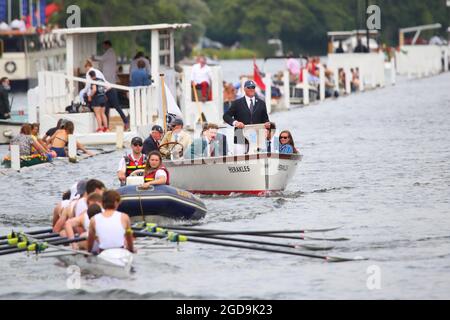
[117,137,147,185]
[223,80,271,154]
[159,118,192,159]
[143,124,164,155]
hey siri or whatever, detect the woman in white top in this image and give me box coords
[87,190,134,253]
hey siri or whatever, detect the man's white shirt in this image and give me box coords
[191,63,212,84]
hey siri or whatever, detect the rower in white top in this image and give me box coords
[87,190,134,254]
[64,193,103,250]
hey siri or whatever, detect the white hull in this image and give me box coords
[58,248,133,278]
[165,153,301,195]
[0,121,23,144]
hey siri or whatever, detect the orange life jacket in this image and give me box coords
[144,165,170,185]
[125,154,146,177]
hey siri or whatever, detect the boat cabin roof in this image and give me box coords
[52,23,191,35]
[0,30,38,36]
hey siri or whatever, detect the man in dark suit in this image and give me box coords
[142,125,164,155]
[223,80,271,154]
[0,77,11,120]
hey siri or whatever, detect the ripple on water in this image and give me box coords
[1,73,450,298]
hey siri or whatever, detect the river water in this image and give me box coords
[0,70,449,299]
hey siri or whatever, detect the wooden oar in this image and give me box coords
[133,230,366,263]
[0,228,53,241]
[192,82,206,124]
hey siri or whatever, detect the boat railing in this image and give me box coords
[32,71,159,133]
[327,52,386,90]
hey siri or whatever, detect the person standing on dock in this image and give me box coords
[354,38,369,53]
[223,80,271,155]
[191,55,212,102]
[82,60,129,131]
[286,52,301,83]
[129,51,151,80]
[130,60,151,87]
[0,77,11,119]
[88,71,109,132]
[92,40,117,84]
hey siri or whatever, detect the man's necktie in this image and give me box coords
[267,140,271,153]
[249,98,254,114]
[210,141,215,157]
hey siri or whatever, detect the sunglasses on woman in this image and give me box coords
[133,143,143,147]
[280,136,289,139]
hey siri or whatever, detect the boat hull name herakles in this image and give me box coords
[165,153,302,195]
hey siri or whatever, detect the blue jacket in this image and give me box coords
[131,69,150,87]
[279,144,294,154]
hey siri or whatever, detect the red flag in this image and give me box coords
[45,3,60,23]
[253,59,266,91]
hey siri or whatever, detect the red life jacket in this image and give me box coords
[144,165,170,185]
[125,154,146,177]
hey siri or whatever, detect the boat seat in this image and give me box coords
[126,176,144,186]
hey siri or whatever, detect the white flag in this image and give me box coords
[159,82,183,126]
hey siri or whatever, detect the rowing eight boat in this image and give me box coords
[57,248,133,278]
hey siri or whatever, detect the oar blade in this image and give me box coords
[326,255,368,263]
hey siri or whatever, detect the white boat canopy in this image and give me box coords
[51,23,191,35]
[51,23,191,93]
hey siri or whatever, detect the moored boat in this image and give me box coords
[0,120,23,144]
[2,153,50,168]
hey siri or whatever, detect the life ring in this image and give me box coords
[4,61,16,74]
